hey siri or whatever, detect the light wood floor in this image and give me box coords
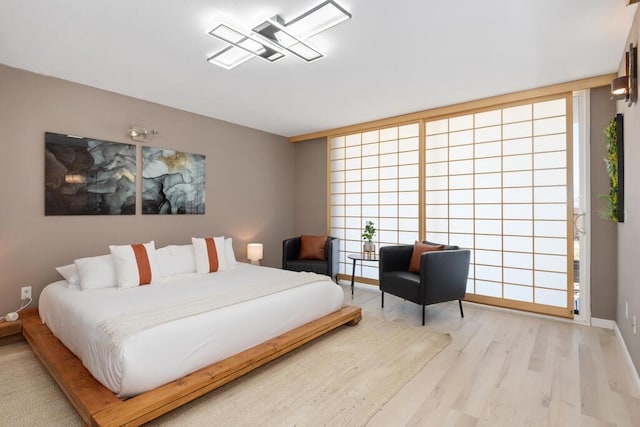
[341,282,640,426]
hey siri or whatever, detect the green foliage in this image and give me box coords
[598,116,619,221]
[361,220,376,241]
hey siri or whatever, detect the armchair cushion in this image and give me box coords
[380,270,421,301]
[423,240,459,250]
[299,235,327,260]
[285,259,330,276]
[408,242,444,273]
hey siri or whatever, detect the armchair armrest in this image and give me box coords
[419,249,470,303]
[326,237,340,282]
[379,245,414,274]
[282,237,301,268]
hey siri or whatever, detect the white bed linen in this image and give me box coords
[39,263,344,397]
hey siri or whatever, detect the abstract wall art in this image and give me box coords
[45,132,136,215]
[142,147,206,214]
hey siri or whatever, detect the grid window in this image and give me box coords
[330,123,420,280]
[425,97,570,311]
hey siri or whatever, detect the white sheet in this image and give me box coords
[39,263,344,397]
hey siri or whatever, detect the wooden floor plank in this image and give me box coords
[452,340,509,418]
[494,317,536,393]
[477,387,517,427]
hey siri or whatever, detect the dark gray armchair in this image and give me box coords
[282,236,340,283]
[379,243,470,325]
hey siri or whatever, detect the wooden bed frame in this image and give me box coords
[21,305,362,426]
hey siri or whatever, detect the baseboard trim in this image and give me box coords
[613,322,640,393]
[462,300,579,325]
[591,317,616,329]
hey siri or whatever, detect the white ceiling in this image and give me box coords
[0,1,636,138]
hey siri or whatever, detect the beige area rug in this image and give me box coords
[0,315,450,427]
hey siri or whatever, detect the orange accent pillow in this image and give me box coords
[299,235,327,260]
[204,237,220,273]
[408,242,444,273]
[131,244,153,285]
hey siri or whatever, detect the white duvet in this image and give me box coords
[39,263,344,397]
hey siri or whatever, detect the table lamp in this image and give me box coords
[247,243,263,265]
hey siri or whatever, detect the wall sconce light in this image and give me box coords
[611,43,637,106]
[127,126,159,142]
[247,243,264,265]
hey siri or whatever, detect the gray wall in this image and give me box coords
[0,65,295,316]
[293,137,327,235]
[617,6,640,373]
[590,86,618,319]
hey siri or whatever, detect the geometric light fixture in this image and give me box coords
[206,0,351,70]
[207,24,285,70]
[207,45,255,70]
[611,43,637,106]
[281,0,352,39]
[253,18,324,62]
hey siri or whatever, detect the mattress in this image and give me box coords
[39,263,344,397]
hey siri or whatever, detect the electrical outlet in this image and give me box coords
[21,286,31,300]
[626,302,629,319]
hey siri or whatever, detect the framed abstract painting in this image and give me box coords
[45,132,136,215]
[142,147,206,214]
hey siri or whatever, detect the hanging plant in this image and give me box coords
[598,116,619,221]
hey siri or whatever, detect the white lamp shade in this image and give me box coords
[247,243,263,261]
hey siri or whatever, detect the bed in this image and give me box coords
[24,259,361,426]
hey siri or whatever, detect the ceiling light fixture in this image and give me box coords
[207,45,254,70]
[284,0,352,39]
[207,24,285,68]
[253,18,323,62]
[205,0,351,69]
[611,43,637,106]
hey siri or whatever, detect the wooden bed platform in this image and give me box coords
[21,305,362,426]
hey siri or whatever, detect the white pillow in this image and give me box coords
[75,255,118,290]
[156,244,197,277]
[172,244,197,275]
[55,264,80,288]
[192,236,227,274]
[156,246,175,277]
[225,238,237,267]
[109,241,161,288]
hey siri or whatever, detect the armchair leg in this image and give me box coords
[459,300,464,318]
[381,291,384,308]
[422,305,425,326]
